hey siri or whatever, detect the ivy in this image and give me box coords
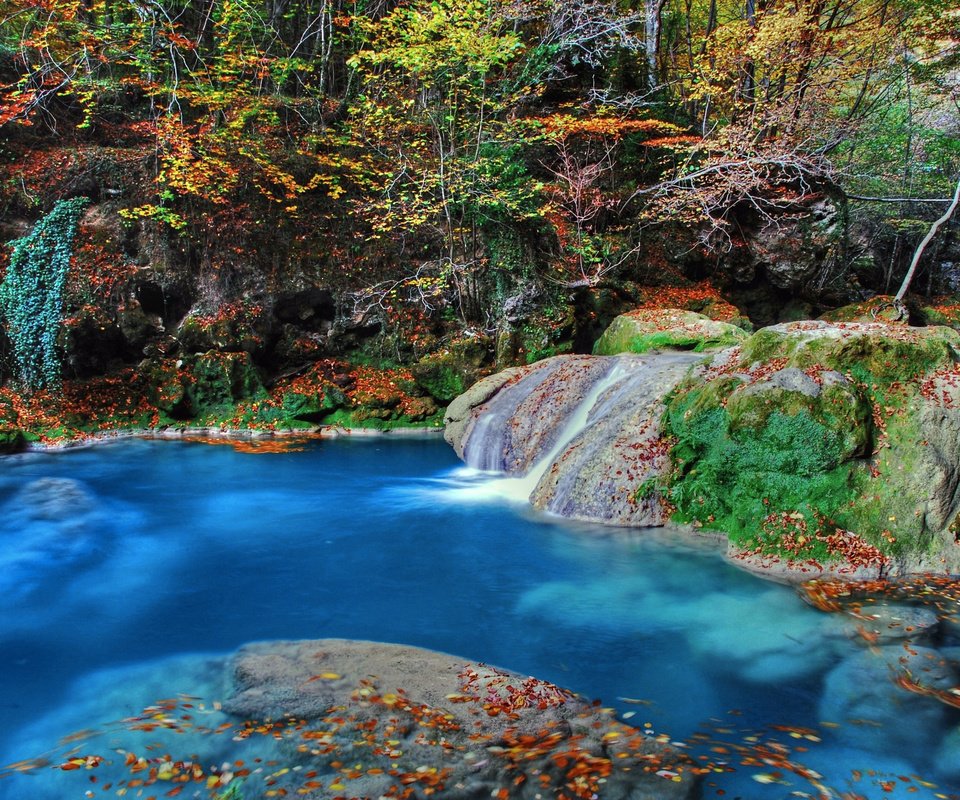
[0,197,89,391]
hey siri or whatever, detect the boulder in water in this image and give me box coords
[225,638,701,799]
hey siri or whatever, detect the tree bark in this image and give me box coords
[645,0,667,90]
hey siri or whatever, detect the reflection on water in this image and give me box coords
[0,437,957,799]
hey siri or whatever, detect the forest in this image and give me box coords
[0,0,958,432]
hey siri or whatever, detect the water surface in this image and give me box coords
[0,437,957,799]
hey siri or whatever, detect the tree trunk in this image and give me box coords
[645,0,666,91]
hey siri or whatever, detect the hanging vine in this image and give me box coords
[0,197,90,391]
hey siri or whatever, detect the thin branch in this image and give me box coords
[895,175,960,302]
[846,194,955,204]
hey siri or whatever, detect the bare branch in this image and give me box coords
[895,175,960,302]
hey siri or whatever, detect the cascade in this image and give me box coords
[458,353,701,513]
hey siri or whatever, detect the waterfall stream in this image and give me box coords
[458,352,702,514]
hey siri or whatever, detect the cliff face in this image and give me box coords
[446,313,960,578]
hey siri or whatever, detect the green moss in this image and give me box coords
[667,397,862,557]
[0,427,25,452]
[737,324,960,384]
[414,363,466,401]
[608,330,742,354]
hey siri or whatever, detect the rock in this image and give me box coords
[820,296,907,324]
[665,320,960,575]
[686,588,852,684]
[445,355,611,471]
[273,287,336,328]
[16,477,94,521]
[593,309,747,355]
[141,351,266,419]
[444,367,527,458]
[448,318,960,575]
[411,336,491,402]
[116,296,163,350]
[530,353,701,525]
[819,645,958,757]
[840,604,940,643]
[6,653,254,800]
[723,367,872,464]
[59,304,128,376]
[744,189,845,291]
[176,302,269,356]
[225,639,700,800]
[0,395,24,453]
[186,351,265,416]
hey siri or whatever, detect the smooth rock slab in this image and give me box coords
[225,639,701,799]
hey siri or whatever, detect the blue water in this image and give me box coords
[0,437,957,799]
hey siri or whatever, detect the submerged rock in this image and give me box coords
[841,604,940,643]
[819,646,958,759]
[16,477,94,521]
[936,726,960,781]
[7,640,700,800]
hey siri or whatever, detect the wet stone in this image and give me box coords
[842,604,940,643]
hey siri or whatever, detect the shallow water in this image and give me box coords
[0,437,957,799]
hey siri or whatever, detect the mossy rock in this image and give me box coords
[662,320,960,574]
[516,305,576,364]
[0,427,25,452]
[185,351,265,414]
[921,298,960,330]
[176,304,268,355]
[724,368,873,462]
[632,283,752,329]
[737,320,959,383]
[142,358,188,414]
[0,396,24,452]
[323,406,444,430]
[143,352,265,419]
[818,296,906,324]
[593,309,748,356]
[60,304,127,376]
[279,384,346,420]
[411,337,491,402]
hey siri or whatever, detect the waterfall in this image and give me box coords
[453,352,702,520]
[512,359,643,492]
